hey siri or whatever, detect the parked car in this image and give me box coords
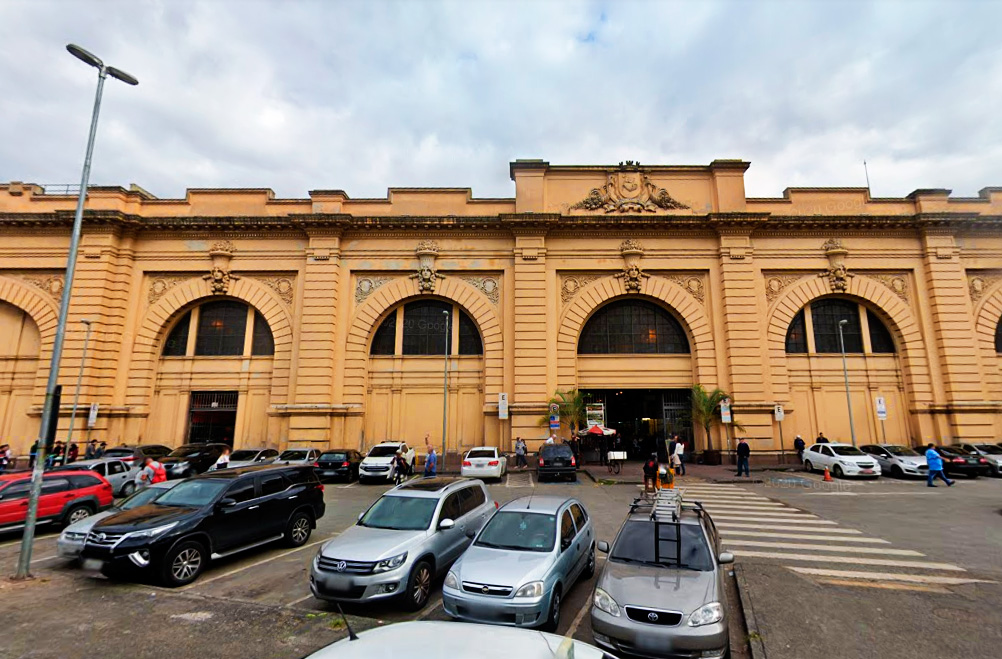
[80,465,325,586]
[54,457,140,496]
[359,442,416,483]
[859,444,927,478]
[461,447,507,481]
[803,443,881,479]
[316,449,364,482]
[57,480,179,559]
[0,471,113,532]
[311,477,495,610]
[226,448,280,469]
[303,621,610,659]
[102,444,172,466]
[161,443,230,479]
[933,446,991,479]
[590,490,732,659]
[275,447,322,466]
[443,495,594,631]
[537,443,577,482]
[953,443,1002,476]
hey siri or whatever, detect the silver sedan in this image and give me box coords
[859,444,927,478]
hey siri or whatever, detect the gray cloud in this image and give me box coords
[0,0,999,200]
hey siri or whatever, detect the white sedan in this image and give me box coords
[461,447,507,481]
[803,442,881,479]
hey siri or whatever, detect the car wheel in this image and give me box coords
[403,559,433,611]
[891,465,903,479]
[120,482,136,497]
[161,540,207,587]
[804,460,813,473]
[570,473,577,483]
[542,587,561,632]
[64,504,92,527]
[833,465,844,479]
[583,545,596,579]
[284,511,312,547]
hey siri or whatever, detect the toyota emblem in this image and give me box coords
[482,585,490,594]
[97,533,106,542]
[648,612,659,622]
[334,561,347,572]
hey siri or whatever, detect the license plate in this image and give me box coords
[321,470,336,476]
[861,469,874,474]
[474,461,486,468]
[83,558,104,572]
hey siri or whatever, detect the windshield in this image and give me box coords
[975,444,1002,455]
[466,449,495,459]
[229,450,260,461]
[610,520,714,571]
[884,446,919,456]
[367,446,400,458]
[475,511,555,552]
[279,450,308,460]
[321,452,347,461]
[103,448,133,458]
[359,495,437,530]
[155,480,228,507]
[168,446,205,458]
[121,485,171,510]
[541,445,572,458]
[832,446,865,456]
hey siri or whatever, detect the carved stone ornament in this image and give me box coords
[571,161,689,214]
[204,266,239,294]
[560,274,602,304]
[664,274,706,305]
[460,276,500,304]
[355,276,393,304]
[411,240,445,293]
[968,272,1002,304]
[259,277,295,305]
[148,275,190,305]
[209,240,236,255]
[22,274,65,299]
[867,273,910,304]
[818,238,853,293]
[615,238,649,293]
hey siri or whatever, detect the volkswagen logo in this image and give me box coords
[334,561,347,573]
[648,612,659,622]
[482,585,490,594]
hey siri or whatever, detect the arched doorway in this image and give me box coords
[0,301,41,453]
[364,298,485,454]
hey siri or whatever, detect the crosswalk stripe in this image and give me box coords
[730,550,964,571]
[709,514,830,523]
[719,530,889,543]
[715,522,861,533]
[788,567,995,585]
[722,540,923,556]
[698,503,797,511]
[685,498,782,505]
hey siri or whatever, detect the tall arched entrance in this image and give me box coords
[0,300,41,451]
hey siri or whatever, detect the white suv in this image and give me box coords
[360,442,416,482]
[803,443,881,479]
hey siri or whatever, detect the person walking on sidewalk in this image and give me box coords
[672,438,686,476]
[514,437,528,470]
[925,444,954,488]
[794,435,806,463]
[736,438,751,477]
[393,451,409,485]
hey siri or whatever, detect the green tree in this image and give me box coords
[690,384,732,452]
[538,389,587,437]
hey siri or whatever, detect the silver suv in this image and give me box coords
[591,490,733,659]
[310,477,496,610]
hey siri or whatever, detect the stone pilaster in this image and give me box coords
[510,232,550,447]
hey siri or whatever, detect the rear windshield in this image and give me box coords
[367,446,400,458]
[476,511,555,552]
[541,445,573,458]
[466,449,495,459]
[884,446,919,456]
[279,450,308,460]
[611,520,713,571]
[321,452,347,461]
[940,446,966,456]
[103,448,134,458]
[229,450,260,462]
[831,446,865,456]
[975,445,1002,455]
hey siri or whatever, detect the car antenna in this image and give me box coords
[335,602,359,641]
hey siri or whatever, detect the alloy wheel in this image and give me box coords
[291,517,310,544]
[551,592,561,627]
[412,565,431,606]
[69,507,91,524]
[172,548,202,581]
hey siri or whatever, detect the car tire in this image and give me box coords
[403,559,433,611]
[583,545,596,579]
[570,473,577,483]
[161,539,208,587]
[284,511,313,547]
[891,465,903,479]
[833,465,844,479]
[63,503,92,527]
[542,587,561,632]
[804,460,813,473]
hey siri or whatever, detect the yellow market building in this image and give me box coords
[1,159,1001,460]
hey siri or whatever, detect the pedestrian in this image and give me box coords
[599,433,608,466]
[514,437,528,470]
[673,438,686,476]
[393,451,408,485]
[0,444,10,473]
[424,445,437,477]
[545,435,555,445]
[96,441,106,458]
[793,435,806,463]
[631,437,639,459]
[135,455,166,489]
[925,444,954,488]
[211,446,231,470]
[67,442,79,464]
[47,441,64,469]
[816,432,828,444]
[642,453,659,494]
[29,440,38,469]
[736,438,751,477]
[85,439,98,460]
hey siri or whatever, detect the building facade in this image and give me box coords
[1,159,1001,458]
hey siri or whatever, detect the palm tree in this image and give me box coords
[539,389,587,437]
[690,384,731,452]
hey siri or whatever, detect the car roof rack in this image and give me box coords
[628,488,706,567]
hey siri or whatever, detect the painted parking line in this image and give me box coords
[180,537,328,591]
[283,592,316,609]
[814,578,950,593]
[730,550,965,571]
[788,567,996,585]
[696,502,793,509]
[564,557,605,638]
[715,522,862,533]
[683,496,779,504]
[722,540,923,556]
[415,595,444,621]
[338,482,359,489]
[718,530,889,543]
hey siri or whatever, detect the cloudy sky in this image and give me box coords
[1,0,999,200]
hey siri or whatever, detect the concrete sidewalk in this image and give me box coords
[581,459,803,484]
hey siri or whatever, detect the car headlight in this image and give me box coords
[444,571,459,590]
[593,587,621,617]
[688,602,724,627]
[513,581,544,598]
[122,522,178,541]
[373,552,408,573]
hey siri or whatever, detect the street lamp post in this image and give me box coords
[14,45,137,580]
[441,309,450,473]
[65,319,94,457]
[837,319,858,447]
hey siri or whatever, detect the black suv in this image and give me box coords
[79,465,326,587]
[161,443,229,479]
[537,443,577,482]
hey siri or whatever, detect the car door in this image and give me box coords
[211,478,262,552]
[555,507,580,583]
[38,477,72,520]
[257,471,294,536]
[569,502,592,575]
[0,480,31,526]
[818,445,835,469]
[105,460,129,492]
[435,491,467,566]
[459,484,492,539]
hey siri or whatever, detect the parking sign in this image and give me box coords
[720,398,732,424]
[875,396,887,421]
[774,404,784,422]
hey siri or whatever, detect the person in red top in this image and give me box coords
[642,453,659,494]
[136,456,167,488]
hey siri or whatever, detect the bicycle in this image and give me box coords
[607,450,626,475]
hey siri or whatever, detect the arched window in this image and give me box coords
[161,301,274,357]
[458,311,483,355]
[996,316,1002,353]
[785,309,808,354]
[251,310,274,356]
[578,300,689,354]
[867,310,895,354]
[784,298,897,355]
[162,311,191,356]
[370,300,484,356]
[370,312,396,356]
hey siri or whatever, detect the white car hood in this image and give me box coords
[362,456,395,466]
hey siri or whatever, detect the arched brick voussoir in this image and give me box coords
[0,275,60,340]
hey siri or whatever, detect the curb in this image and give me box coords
[734,563,767,659]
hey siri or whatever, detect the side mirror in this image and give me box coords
[597,541,610,554]
[439,518,455,531]
[357,512,364,521]
[217,498,236,509]
[465,528,476,539]
[718,552,734,565]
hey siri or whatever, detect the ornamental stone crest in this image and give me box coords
[571,161,689,213]
[411,240,445,293]
[560,274,602,304]
[968,272,1002,304]
[818,238,853,293]
[148,275,190,305]
[21,274,65,299]
[614,238,650,293]
[204,241,239,294]
[259,276,295,305]
[355,276,393,304]
[459,276,500,304]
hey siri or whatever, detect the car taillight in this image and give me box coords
[570,456,576,467]
[952,458,966,463]
[342,461,350,467]
[488,460,499,466]
[313,462,320,467]
[538,457,544,467]
[979,458,989,463]
[318,484,325,493]
[463,460,472,467]
[494,501,499,509]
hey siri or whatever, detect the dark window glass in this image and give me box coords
[260,474,288,496]
[867,310,895,353]
[251,310,274,356]
[785,309,808,354]
[1,481,31,500]
[68,474,101,489]
[996,317,1002,353]
[370,312,397,355]
[578,300,689,354]
[108,462,126,475]
[195,301,248,356]
[458,485,486,515]
[41,478,70,494]
[91,463,107,476]
[570,503,587,529]
[402,300,452,355]
[224,479,256,503]
[441,492,463,521]
[162,311,191,356]
[458,310,483,355]
[560,510,577,545]
[811,299,863,353]
[610,520,713,571]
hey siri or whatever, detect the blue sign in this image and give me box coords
[549,413,560,430]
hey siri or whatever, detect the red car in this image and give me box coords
[0,471,114,531]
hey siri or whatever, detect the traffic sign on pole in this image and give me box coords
[498,393,509,420]
[875,396,887,421]
[773,404,784,422]
[720,398,732,424]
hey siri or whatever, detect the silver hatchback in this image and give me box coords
[442,495,595,631]
[310,477,496,610]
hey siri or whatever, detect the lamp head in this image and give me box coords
[67,44,103,69]
[106,66,139,86]
[838,320,848,327]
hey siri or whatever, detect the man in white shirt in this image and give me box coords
[545,435,555,445]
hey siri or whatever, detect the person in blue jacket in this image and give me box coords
[925,443,954,488]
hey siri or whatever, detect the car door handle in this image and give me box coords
[286,495,298,500]
[248,505,260,510]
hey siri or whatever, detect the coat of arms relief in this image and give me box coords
[571,161,689,213]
